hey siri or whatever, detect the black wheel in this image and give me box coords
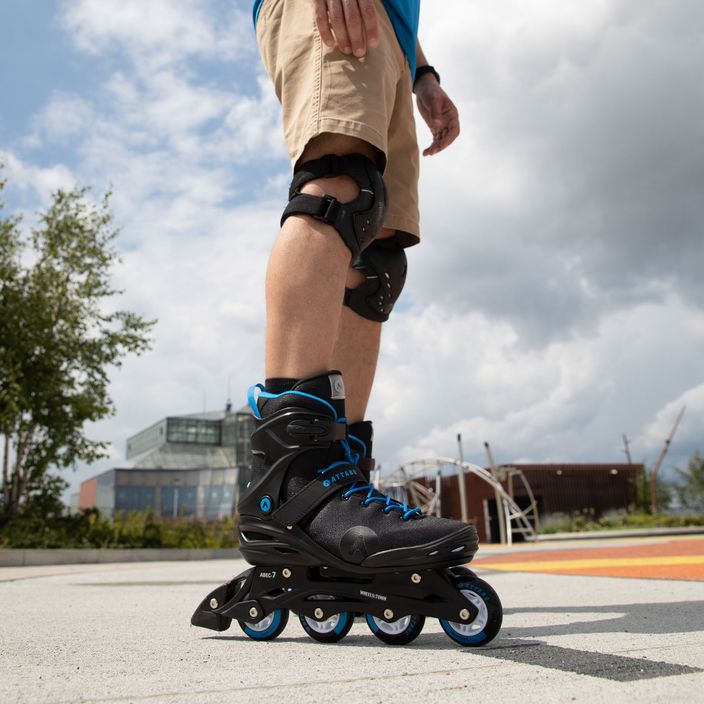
[299,611,353,642]
[449,565,477,579]
[238,608,289,641]
[298,594,353,643]
[440,574,502,646]
[365,613,425,645]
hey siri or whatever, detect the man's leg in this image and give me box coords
[265,132,381,380]
[331,225,397,423]
[331,305,381,423]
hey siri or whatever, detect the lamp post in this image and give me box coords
[456,434,468,523]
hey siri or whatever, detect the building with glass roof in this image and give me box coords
[77,404,255,520]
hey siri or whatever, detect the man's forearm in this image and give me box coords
[414,41,439,92]
[416,41,429,69]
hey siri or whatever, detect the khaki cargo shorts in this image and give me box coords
[256,0,421,247]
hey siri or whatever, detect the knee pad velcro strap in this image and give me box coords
[281,153,387,258]
[344,240,407,322]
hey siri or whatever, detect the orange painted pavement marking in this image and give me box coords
[472,537,704,580]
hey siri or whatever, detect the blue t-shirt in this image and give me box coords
[252,1,420,76]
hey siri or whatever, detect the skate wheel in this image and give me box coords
[449,565,478,579]
[365,613,425,645]
[299,594,353,643]
[440,575,502,647]
[238,608,289,641]
[299,609,353,643]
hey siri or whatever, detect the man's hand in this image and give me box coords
[415,77,460,156]
[311,0,380,57]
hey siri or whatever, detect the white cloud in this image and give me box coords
[415,0,704,343]
[62,0,251,68]
[1,151,77,205]
[637,384,704,457]
[25,93,95,146]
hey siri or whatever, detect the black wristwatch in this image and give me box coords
[413,65,440,91]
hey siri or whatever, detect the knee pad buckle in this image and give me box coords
[281,153,387,258]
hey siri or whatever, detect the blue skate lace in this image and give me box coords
[337,432,422,521]
[248,385,422,521]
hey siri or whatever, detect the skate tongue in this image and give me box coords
[292,371,346,418]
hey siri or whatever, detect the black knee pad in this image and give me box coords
[280,153,387,258]
[344,240,407,322]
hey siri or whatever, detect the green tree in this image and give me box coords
[675,452,704,512]
[0,173,155,519]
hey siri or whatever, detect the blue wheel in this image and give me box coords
[440,575,502,647]
[238,608,289,641]
[366,613,425,645]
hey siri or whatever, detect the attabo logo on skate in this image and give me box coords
[329,373,345,400]
[322,468,357,488]
[259,570,277,579]
[360,590,387,602]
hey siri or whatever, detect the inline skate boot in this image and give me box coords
[191,371,502,646]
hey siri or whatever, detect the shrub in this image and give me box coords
[0,508,239,549]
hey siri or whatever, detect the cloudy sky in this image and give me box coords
[1,0,703,500]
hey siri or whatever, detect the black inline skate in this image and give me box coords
[191,371,502,646]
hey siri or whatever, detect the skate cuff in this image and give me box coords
[272,466,366,527]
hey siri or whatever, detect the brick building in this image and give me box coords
[422,463,643,542]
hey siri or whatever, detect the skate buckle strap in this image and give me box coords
[269,411,345,446]
[285,416,347,444]
[251,409,346,450]
[271,463,366,528]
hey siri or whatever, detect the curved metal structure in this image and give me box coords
[381,457,538,544]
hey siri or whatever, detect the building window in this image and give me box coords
[166,418,222,446]
[115,486,156,512]
[160,486,198,517]
[233,414,254,465]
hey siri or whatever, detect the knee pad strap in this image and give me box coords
[281,153,387,258]
[344,240,407,322]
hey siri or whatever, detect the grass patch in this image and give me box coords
[539,509,704,534]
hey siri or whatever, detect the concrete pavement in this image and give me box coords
[1,541,703,704]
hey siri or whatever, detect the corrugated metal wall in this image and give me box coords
[429,464,642,542]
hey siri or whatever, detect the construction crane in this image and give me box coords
[650,406,686,514]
